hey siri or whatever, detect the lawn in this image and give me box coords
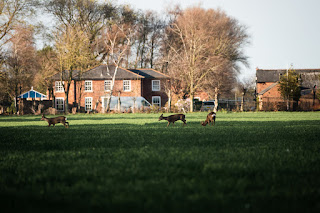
[0,112,320,212]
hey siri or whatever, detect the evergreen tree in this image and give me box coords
[278,67,301,110]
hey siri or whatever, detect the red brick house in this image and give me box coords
[48,65,170,112]
[256,68,320,110]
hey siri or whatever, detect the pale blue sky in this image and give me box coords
[117,0,320,78]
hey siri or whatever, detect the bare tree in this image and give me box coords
[132,11,164,69]
[165,7,249,112]
[0,0,35,49]
[4,24,38,111]
[100,23,132,112]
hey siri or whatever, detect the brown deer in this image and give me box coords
[41,114,69,128]
[159,114,187,127]
[201,112,216,126]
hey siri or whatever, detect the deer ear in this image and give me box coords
[160,114,163,116]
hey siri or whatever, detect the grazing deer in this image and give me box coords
[159,114,187,127]
[41,114,69,128]
[201,112,216,126]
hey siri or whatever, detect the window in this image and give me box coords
[123,80,131,92]
[55,81,64,92]
[85,97,93,111]
[104,80,112,91]
[152,80,160,91]
[152,96,161,107]
[85,81,92,92]
[55,98,64,111]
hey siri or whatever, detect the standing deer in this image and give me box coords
[201,112,216,126]
[41,114,69,128]
[159,114,187,127]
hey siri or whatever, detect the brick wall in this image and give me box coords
[257,82,282,98]
[142,79,168,107]
[50,79,144,112]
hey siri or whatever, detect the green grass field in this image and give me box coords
[1,112,320,212]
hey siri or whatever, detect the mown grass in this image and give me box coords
[0,112,320,212]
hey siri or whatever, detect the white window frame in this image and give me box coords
[55,81,64,93]
[152,96,161,107]
[55,97,64,111]
[152,80,160,91]
[85,80,93,92]
[85,97,93,111]
[123,80,131,92]
[104,80,112,91]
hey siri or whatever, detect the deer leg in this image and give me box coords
[167,122,170,127]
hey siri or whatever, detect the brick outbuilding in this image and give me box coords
[256,68,320,110]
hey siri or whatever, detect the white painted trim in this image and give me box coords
[123,80,131,92]
[85,97,93,111]
[152,80,160,91]
[84,80,93,92]
[152,96,161,108]
[55,97,64,111]
[55,81,64,93]
[104,80,112,91]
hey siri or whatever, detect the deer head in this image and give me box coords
[158,114,164,121]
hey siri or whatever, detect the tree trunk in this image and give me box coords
[214,87,219,113]
[190,79,194,112]
[190,93,194,112]
[241,95,244,112]
[64,82,70,114]
[106,66,119,112]
[118,92,121,112]
[168,89,171,112]
[106,92,112,112]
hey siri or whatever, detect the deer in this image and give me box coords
[201,112,216,126]
[159,114,187,127]
[41,114,69,128]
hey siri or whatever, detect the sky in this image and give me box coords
[116,0,320,79]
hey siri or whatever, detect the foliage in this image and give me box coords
[1,112,320,212]
[54,24,96,113]
[278,68,301,101]
[165,7,249,112]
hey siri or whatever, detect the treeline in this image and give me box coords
[0,0,250,112]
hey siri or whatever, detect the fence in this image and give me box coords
[258,97,320,111]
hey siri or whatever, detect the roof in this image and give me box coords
[129,68,170,79]
[49,65,170,81]
[256,68,320,89]
[18,87,47,99]
[258,82,278,95]
[50,70,80,81]
[81,65,144,80]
